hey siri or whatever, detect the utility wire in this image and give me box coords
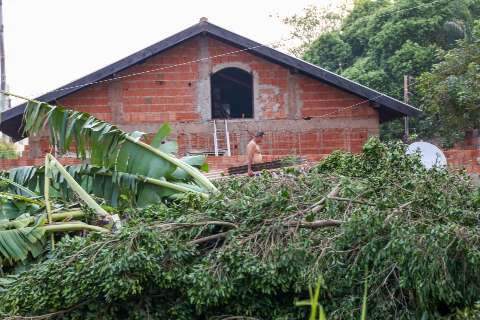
[307,95,383,120]
[25,44,264,99]
[307,77,421,120]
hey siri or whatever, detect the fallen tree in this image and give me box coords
[1,138,480,319]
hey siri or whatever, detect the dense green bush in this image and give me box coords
[0,141,18,159]
[1,138,480,319]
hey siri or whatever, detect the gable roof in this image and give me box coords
[0,20,420,141]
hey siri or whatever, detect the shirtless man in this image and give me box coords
[246,131,264,177]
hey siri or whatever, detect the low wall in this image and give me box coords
[2,148,477,174]
[0,157,81,169]
[444,148,480,173]
[0,154,326,174]
[206,154,326,172]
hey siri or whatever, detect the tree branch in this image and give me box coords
[311,183,342,213]
[328,196,376,206]
[283,219,343,229]
[189,232,230,245]
[152,221,238,230]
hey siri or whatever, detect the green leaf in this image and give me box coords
[150,123,171,148]
[20,100,217,194]
[0,226,46,265]
[0,193,43,221]
[361,272,368,320]
[169,155,208,181]
[6,163,208,207]
[150,124,178,154]
[45,154,110,218]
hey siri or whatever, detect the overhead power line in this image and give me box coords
[25,44,265,99]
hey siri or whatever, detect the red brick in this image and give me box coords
[7,35,385,170]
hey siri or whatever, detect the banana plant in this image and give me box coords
[3,162,209,207]
[0,153,111,269]
[44,153,110,218]
[0,192,43,221]
[0,210,106,268]
[0,91,219,268]
[7,93,217,197]
[2,123,211,206]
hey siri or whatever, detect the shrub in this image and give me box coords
[1,138,479,319]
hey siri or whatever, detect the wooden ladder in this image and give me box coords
[213,119,231,156]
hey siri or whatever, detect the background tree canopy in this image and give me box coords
[281,0,480,145]
[418,21,480,144]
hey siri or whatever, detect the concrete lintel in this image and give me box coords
[211,61,252,74]
[117,117,379,135]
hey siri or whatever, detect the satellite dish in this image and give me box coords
[406,141,447,169]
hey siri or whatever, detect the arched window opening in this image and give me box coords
[211,67,253,119]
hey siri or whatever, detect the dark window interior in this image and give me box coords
[211,67,253,119]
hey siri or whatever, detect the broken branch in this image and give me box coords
[283,219,343,229]
[311,183,342,213]
[189,232,230,245]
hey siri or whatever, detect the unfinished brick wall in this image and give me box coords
[2,34,380,171]
[58,38,202,124]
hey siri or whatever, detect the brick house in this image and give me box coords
[0,19,419,170]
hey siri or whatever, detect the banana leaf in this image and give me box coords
[146,126,209,181]
[150,123,179,155]
[5,166,40,196]
[170,155,209,181]
[0,152,113,269]
[21,99,217,195]
[0,226,45,266]
[0,193,43,221]
[3,164,208,207]
[0,219,109,267]
[45,154,109,218]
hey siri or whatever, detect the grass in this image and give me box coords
[297,274,368,320]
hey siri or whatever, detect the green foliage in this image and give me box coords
[296,278,328,320]
[0,96,217,274]
[418,20,480,144]
[293,0,480,140]
[272,2,350,56]
[297,276,368,320]
[0,141,18,160]
[340,0,390,58]
[0,151,117,271]
[21,99,216,195]
[0,226,45,266]
[3,162,208,208]
[303,32,352,73]
[341,57,393,94]
[385,41,440,86]
[0,192,43,220]
[1,139,480,319]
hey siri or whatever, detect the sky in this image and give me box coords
[4,0,333,105]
